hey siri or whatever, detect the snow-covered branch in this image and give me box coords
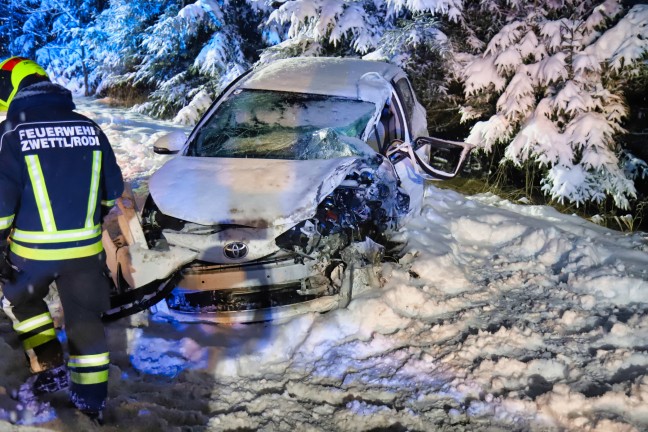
[462,2,648,209]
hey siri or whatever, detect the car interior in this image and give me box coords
[366,96,405,155]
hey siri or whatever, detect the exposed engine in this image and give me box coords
[275,156,409,257]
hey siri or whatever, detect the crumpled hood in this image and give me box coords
[149,156,360,228]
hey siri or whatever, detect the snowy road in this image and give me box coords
[1,100,648,431]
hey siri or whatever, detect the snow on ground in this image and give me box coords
[1,99,648,431]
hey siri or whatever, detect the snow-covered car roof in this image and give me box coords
[241,57,404,100]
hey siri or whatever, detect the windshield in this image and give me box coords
[185,90,377,160]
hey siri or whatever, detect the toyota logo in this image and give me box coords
[223,241,248,259]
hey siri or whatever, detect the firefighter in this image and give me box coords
[0,57,123,423]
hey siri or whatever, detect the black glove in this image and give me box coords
[101,204,111,223]
[0,251,14,284]
[0,239,14,284]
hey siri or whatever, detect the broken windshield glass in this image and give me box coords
[186,90,377,160]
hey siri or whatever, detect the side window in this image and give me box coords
[377,94,406,154]
[394,78,415,129]
[388,94,405,142]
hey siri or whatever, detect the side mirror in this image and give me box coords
[412,137,474,180]
[153,131,187,155]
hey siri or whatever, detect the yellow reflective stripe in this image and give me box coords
[13,225,102,244]
[0,215,14,229]
[13,312,53,333]
[10,240,103,260]
[85,151,102,228]
[68,352,110,367]
[23,328,57,350]
[101,199,116,207]
[70,370,109,385]
[25,155,57,232]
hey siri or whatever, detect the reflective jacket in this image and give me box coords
[0,82,123,260]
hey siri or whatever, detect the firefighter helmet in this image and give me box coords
[0,57,49,111]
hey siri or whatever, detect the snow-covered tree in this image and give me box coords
[0,1,14,57]
[0,0,108,95]
[4,0,51,58]
[134,0,258,121]
[256,0,453,64]
[85,0,172,98]
[90,0,268,123]
[460,1,648,210]
[38,0,109,95]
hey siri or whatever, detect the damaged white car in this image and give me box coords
[103,57,472,323]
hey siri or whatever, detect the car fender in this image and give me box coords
[103,193,198,290]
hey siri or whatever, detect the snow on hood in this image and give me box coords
[149,156,360,227]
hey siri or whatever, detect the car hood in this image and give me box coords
[149,156,360,228]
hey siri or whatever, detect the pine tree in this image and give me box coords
[258,0,457,64]
[0,1,12,57]
[86,0,172,98]
[458,1,648,209]
[96,0,268,123]
[0,0,108,95]
[5,0,50,58]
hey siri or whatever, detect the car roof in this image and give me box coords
[240,57,404,99]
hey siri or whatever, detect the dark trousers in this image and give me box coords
[2,251,111,411]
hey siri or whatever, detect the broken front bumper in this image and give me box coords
[102,195,381,323]
[103,244,379,323]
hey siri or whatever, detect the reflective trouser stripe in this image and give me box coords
[101,199,116,207]
[69,352,110,385]
[13,312,53,332]
[12,225,102,244]
[25,155,57,232]
[69,353,110,367]
[0,214,14,229]
[23,329,57,350]
[70,370,109,385]
[10,240,103,260]
[13,312,57,351]
[85,151,102,228]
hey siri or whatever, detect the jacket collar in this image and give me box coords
[7,81,76,118]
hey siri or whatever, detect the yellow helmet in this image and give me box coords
[0,57,49,111]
